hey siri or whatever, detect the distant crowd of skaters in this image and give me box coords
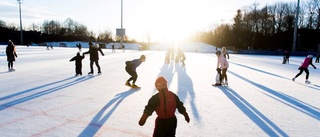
[3,40,319,136]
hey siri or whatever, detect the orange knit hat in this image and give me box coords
[155,76,168,90]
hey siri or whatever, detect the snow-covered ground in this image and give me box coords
[0,45,319,137]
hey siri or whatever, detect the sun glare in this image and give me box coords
[143,0,198,45]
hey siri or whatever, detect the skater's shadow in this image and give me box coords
[0,76,94,111]
[175,64,200,121]
[78,89,137,137]
[230,62,289,80]
[217,86,288,137]
[0,71,9,75]
[229,70,320,120]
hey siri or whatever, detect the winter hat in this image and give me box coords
[215,50,221,55]
[92,44,99,49]
[307,55,313,58]
[88,42,93,45]
[155,76,168,90]
[140,55,146,59]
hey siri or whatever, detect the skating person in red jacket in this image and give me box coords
[292,55,316,84]
[138,76,190,137]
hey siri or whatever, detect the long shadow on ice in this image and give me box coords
[229,71,320,120]
[217,86,288,137]
[0,76,93,111]
[230,62,289,80]
[78,89,137,137]
[175,64,200,121]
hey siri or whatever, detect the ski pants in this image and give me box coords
[125,66,138,84]
[90,60,101,73]
[8,61,13,69]
[153,116,177,137]
[75,64,82,75]
[221,68,228,82]
[295,68,309,79]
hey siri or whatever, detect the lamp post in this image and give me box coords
[120,0,123,48]
[292,0,300,52]
[17,0,23,45]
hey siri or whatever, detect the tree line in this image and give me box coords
[0,17,135,45]
[192,0,320,52]
[1,0,320,52]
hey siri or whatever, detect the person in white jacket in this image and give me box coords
[216,50,229,85]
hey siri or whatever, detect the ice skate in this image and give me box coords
[221,80,225,85]
[131,84,140,88]
[292,77,296,81]
[305,80,311,84]
[98,71,101,75]
[88,72,93,75]
[212,83,222,86]
[125,81,131,87]
[225,81,228,85]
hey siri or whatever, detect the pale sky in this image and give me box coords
[0,0,297,42]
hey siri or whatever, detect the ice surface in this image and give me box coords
[0,45,319,137]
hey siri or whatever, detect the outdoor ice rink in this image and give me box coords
[0,46,319,137]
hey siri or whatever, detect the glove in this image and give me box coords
[216,68,221,71]
[183,112,190,123]
[138,113,149,126]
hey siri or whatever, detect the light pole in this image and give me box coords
[120,0,123,48]
[17,0,23,45]
[292,0,300,52]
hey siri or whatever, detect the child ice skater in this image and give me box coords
[138,76,190,137]
[70,52,85,76]
[125,55,146,88]
[292,55,316,84]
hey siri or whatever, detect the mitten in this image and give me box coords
[183,112,190,123]
[138,113,149,126]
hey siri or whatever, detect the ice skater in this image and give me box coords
[292,55,316,84]
[6,40,17,72]
[138,76,190,137]
[70,52,85,76]
[214,50,229,86]
[222,47,229,59]
[125,55,146,88]
[283,50,290,64]
[315,53,319,63]
[83,42,104,75]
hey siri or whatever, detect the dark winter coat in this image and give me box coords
[83,45,104,61]
[6,43,17,62]
[70,53,85,67]
[126,59,142,71]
